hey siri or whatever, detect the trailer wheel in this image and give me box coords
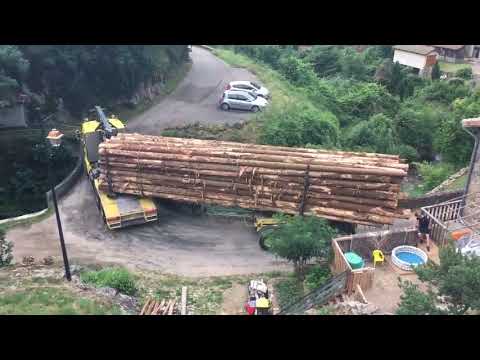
[259,234,268,251]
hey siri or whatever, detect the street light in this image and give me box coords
[46,128,71,281]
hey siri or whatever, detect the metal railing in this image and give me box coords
[421,192,480,246]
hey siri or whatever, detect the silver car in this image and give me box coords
[219,90,268,112]
[226,81,270,99]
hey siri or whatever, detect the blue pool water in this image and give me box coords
[396,251,425,265]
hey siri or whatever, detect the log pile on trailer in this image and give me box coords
[98,133,410,226]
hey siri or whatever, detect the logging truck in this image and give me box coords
[81,106,158,229]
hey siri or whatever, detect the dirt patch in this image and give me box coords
[220,283,247,315]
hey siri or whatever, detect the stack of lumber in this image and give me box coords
[98,133,410,226]
[140,298,177,315]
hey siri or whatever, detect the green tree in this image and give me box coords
[394,101,441,161]
[431,62,441,80]
[302,45,342,78]
[434,90,480,166]
[260,104,339,147]
[345,113,397,153]
[455,67,473,80]
[397,244,480,315]
[266,215,336,279]
[396,280,445,315]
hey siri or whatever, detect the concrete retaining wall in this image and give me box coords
[399,189,464,209]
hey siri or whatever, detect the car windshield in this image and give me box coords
[250,82,261,90]
[248,92,257,100]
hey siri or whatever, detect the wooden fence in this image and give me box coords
[332,236,375,295]
[278,271,348,315]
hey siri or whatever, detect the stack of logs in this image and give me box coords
[98,133,410,226]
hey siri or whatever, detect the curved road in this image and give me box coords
[7,47,289,277]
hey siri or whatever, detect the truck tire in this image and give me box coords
[259,234,268,251]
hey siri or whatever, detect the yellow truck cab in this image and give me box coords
[81,107,158,229]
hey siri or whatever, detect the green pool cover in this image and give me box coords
[344,252,364,269]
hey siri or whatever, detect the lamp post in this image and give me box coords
[46,129,72,281]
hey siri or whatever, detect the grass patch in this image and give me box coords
[80,267,137,296]
[444,173,467,192]
[438,61,472,74]
[0,287,122,315]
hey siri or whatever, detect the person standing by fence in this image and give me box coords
[416,211,431,252]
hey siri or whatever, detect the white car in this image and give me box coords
[226,81,270,99]
[219,90,268,112]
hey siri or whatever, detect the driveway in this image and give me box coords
[128,46,258,134]
[7,46,290,277]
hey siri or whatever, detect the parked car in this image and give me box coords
[219,90,268,112]
[226,81,270,99]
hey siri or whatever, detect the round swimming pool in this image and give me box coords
[391,245,428,271]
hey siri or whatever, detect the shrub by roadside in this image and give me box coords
[80,267,137,296]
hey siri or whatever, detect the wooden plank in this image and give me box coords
[168,300,176,315]
[163,300,172,315]
[140,298,151,315]
[181,287,188,315]
[355,284,368,304]
[146,298,156,315]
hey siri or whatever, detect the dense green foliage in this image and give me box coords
[0,137,76,217]
[260,104,339,147]
[266,215,336,278]
[304,264,331,291]
[276,277,305,309]
[415,162,456,192]
[0,229,13,267]
[18,45,188,116]
[80,267,137,296]
[397,244,480,315]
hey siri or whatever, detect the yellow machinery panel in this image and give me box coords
[81,110,158,230]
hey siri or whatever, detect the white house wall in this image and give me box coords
[393,50,426,70]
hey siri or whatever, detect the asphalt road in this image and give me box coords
[8,46,290,277]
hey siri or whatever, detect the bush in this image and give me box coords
[0,229,13,267]
[260,104,339,147]
[276,277,304,309]
[266,215,336,279]
[345,113,397,154]
[415,162,455,192]
[455,67,473,80]
[392,144,419,163]
[80,267,137,295]
[415,80,471,105]
[304,264,331,291]
[277,55,317,87]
